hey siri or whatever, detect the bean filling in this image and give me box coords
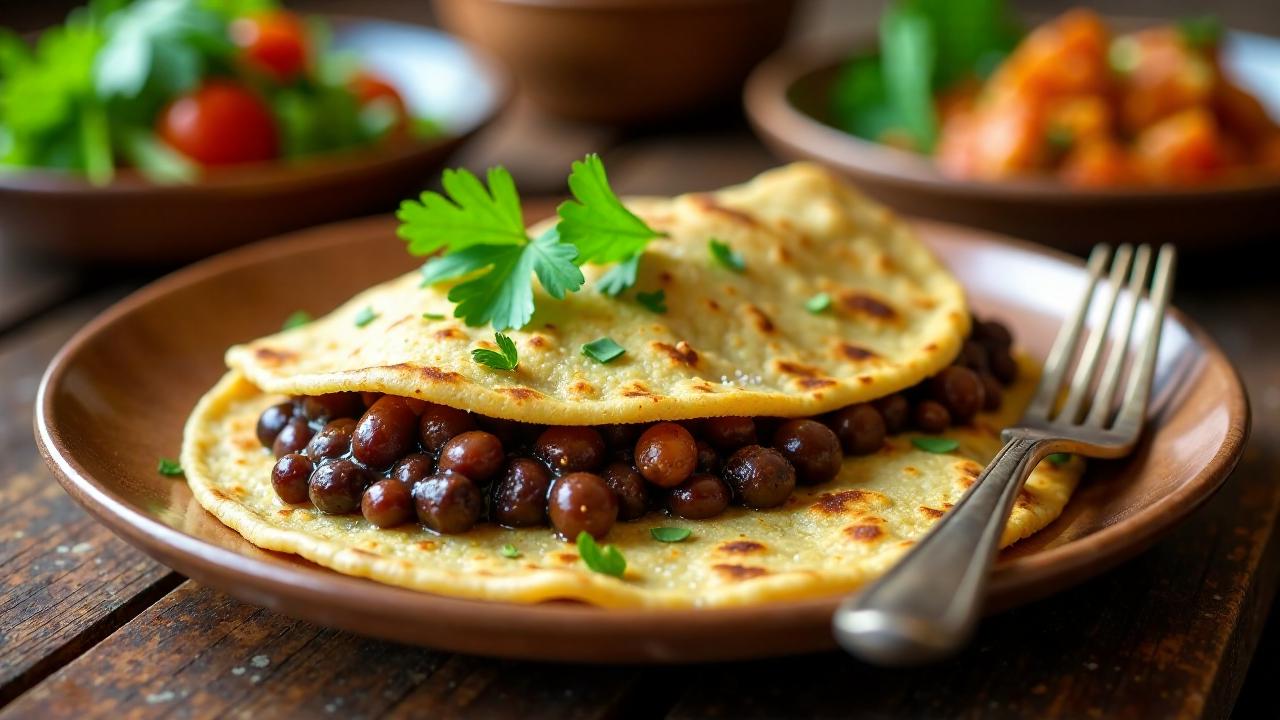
[257,318,1018,541]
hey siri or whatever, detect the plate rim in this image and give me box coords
[33,213,1251,661]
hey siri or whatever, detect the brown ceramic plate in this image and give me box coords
[744,30,1280,250]
[35,206,1248,663]
[0,18,509,265]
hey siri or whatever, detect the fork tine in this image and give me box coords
[1058,245,1134,423]
[1026,245,1111,419]
[1116,245,1177,428]
[1086,245,1153,427]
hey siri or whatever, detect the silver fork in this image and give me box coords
[832,243,1177,666]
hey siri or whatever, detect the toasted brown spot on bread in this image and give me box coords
[812,489,891,515]
[858,376,874,385]
[838,343,878,361]
[704,298,722,312]
[690,380,715,393]
[775,360,820,378]
[210,488,229,501]
[557,553,579,564]
[352,549,379,558]
[692,194,761,227]
[919,506,946,519]
[622,382,657,398]
[433,328,466,341]
[1015,488,1036,509]
[570,380,595,395]
[528,335,548,349]
[838,291,899,321]
[713,563,769,580]
[253,347,297,366]
[419,366,463,384]
[653,341,699,367]
[659,271,674,285]
[845,524,884,542]
[276,508,294,517]
[501,387,542,401]
[925,343,938,352]
[416,541,437,551]
[744,305,776,334]
[799,377,837,390]
[719,540,765,554]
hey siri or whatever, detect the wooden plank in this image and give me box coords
[0,582,653,720]
[0,291,181,705]
[0,241,80,335]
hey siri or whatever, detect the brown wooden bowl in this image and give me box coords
[35,206,1248,662]
[434,0,796,124]
[744,31,1280,251]
[0,18,510,266]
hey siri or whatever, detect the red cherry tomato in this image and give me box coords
[351,71,408,131]
[157,81,279,166]
[229,10,309,83]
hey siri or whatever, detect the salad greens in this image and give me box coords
[0,0,428,184]
[831,0,1021,152]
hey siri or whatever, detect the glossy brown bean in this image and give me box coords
[301,392,364,423]
[772,419,842,484]
[272,417,314,458]
[270,453,313,504]
[418,403,476,453]
[305,418,356,461]
[308,459,371,515]
[723,445,795,509]
[548,472,618,540]
[256,402,294,448]
[980,374,1004,411]
[634,422,697,488]
[352,396,418,470]
[830,404,886,455]
[701,416,757,451]
[873,394,910,434]
[535,426,607,474]
[695,440,720,474]
[931,366,985,424]
[914,400,951,433]
[390,452,435,490]
[437,430,505,482]
[491,458,552,528]
[361,479,414,528]
[668,473,731,519]
[413,470,483,534]
[602,462,648,521]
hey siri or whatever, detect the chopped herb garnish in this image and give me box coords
[582,337,626,364]
[400,155,662,330]
[472,332,519,371]
[806,292,832,314]
[650,527,691,543]
[500,544,521,559]
[354,306,378,328]
[912,437,959,453]
[1047,453,1071,465]
[577,531,626,578]
[636,289,667,314]
[1178,15,1222,50]
[421,312,446,320]
[157,458,183,477]
[709,239,746,273]
[282,310,312,330]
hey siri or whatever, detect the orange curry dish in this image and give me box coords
[934,10,1280,187]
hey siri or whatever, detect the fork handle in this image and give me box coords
[832,434,1048,665]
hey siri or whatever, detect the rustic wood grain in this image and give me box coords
[0,291,181,704]
[0,241,79,335]
[0,582,656,720]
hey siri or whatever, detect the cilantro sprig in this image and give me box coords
[401,155,664,331]
[472,332,519,372]
[577,531,626,578]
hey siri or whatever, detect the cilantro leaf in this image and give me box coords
[582,337,625,364]
[354,306,378,327]
[636,289,667,314]
[397,166,528,256]
[596,253,640,297]
[1179,15,1222,50]
[443,232,584,331]
[472,332,519,371]
[419,244,499,287]
[708,239,746,273]
[650,527,691,543]
[421,312,445,320]
[94,0,232,100]
[806,292,832,313]
[912,436,959,453]
[556,154,663,265]
[500,543,521,559]
[1047,453,1071,465]
[281,310,311,330]
[157,458,183,476]
[577,531,626,578]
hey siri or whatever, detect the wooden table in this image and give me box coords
[3,2,1280,718]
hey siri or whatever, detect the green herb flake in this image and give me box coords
[500,544,521,559]
[1046,125,1074,152]
[1179,15,1223,50]
[582,337,626,364]
[1047,453,1071,465]
[650,527,691,543]
[354,306,378,328]
[157,458,184,477]
[472,332,519,371]
[577,531,626,578]
[708,239,746,273]
[806,292,832,314]
[421,312,446,320]
[636,289,667,314]
[912,437,959,454]
[282,310,312,330]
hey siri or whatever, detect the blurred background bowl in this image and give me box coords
[434,0,797,124]
[0,18,510,266]
[744,26,1280,251]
